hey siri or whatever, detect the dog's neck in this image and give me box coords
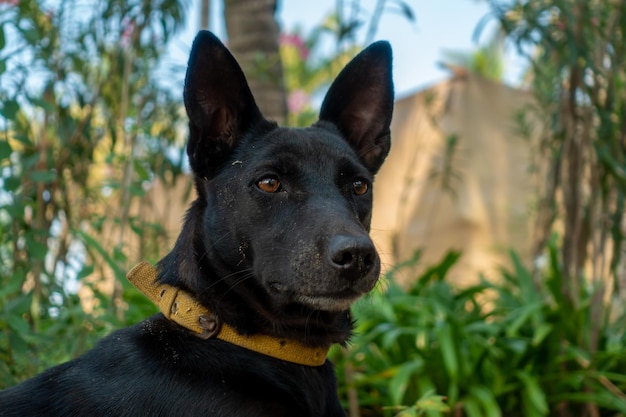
[127,261,330,366]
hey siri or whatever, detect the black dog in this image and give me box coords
[0,31,393,416]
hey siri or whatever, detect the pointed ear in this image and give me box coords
[318,41,394,174]
[184,31,266,178]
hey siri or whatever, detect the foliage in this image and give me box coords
[0,0,186,387]
[280,0,415,127]
[487,0,626,370]
[440,28,506,81]
[279,25,361,127]
[334,244,626,417]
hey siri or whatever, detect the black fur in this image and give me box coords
[0,31,393,417]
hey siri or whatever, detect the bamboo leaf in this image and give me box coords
[418,250,462,285]
[389,360,422,405]
[436,323,459,383]
[469,386,501,417]
[462,397,483,417]
[531,323,552,346]
[517,370,548,415]
[414,391,450,412]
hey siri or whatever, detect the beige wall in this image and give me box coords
[372,73,540,285]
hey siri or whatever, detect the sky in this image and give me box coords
[166,0,527,99]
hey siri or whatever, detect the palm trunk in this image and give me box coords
[223,0,287,124]
[200,0,209,30]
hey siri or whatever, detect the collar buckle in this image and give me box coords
[198,313,221,339]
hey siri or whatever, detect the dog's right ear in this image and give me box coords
[184,31,264,178]
[318,41,393,175]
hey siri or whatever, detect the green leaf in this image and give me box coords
[28,96,56,113]
[382,326,412,350]
[414,390,450,412]
[3,175,20,191]
[0,276,22,298]
[7,314,31,334]
[1,99,19,120]
[463,397,483,417]
[0,24,5,50]
[29,170,57,183]
[19,27,39,44]
[112,245,128,263]
[389,359,422,405]
[77,265,95,281]
[545,234,564,305]
[517,370,548,415]
[468,386,501,417]
[21,153,40,170]
[9,332,29,354]
[133,159,150,181]
[531,323,552,346]
[76,229,124,279]
[436,323,459,382]
[28,239,48,261]
[394,1,416,23]
[129,184,146,197]
[510,250,538,303]
[0,139,11,160]
[11,133,32,146]
[418,250,462,285]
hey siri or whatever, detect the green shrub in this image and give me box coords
[334,244,626,416]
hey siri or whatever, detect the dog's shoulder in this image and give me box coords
[0,315,345,416]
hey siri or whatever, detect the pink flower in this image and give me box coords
[287,90,309,114]
[121,19,136,49]
[0,0,19,6]
[280,33,309,61]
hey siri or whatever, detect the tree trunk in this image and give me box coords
[223,0,287,124]
[200,0,209,30]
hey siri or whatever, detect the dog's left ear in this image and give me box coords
[184,31,265,178]
[318,41,394,174]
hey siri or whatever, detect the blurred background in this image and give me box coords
[0,1,625,416]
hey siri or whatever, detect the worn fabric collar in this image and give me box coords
[127,262,329,367]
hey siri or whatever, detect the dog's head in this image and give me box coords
[182,31,393,321]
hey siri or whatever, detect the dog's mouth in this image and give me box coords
[294,292,361,312]
[268,280,366,311]
[268,272,377,312]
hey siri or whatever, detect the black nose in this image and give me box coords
[328,234,377,279]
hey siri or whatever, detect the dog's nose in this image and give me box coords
[328,234,377,279]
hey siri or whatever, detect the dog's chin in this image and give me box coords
[294,293,362,312]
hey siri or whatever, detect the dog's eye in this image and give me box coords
[257,177,282,193]
[352,179,369,195]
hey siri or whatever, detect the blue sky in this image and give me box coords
[167,0,527,98]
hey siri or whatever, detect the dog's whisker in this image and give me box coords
[199,269,255,296]
[194,231,233,263]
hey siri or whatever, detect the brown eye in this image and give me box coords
[257,177,281,193]
[352,179,368,195]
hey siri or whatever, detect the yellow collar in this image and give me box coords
[126,262,329,367]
